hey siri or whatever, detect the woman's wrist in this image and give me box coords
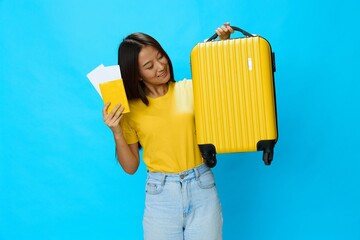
[112,129,124,140]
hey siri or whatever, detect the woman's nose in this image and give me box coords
[155,60,165,70]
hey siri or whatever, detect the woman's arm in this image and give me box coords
[103,103,140,174]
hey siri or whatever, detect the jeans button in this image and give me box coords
[180,173,188,179]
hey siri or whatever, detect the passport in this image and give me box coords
[87,64,130,113]
[99,79,130,113]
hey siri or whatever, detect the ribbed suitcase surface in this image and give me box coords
[191,35,277,166]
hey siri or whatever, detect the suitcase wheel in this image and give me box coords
[257,140,276,166]
[263,151,273,165]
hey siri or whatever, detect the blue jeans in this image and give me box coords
[143,164,223,240]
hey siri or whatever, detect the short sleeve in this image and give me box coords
[120,114,138,144]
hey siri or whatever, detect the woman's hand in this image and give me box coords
[102,102,125,135]
[216,22,234,40]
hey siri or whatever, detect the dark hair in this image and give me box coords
[118,32,175,106]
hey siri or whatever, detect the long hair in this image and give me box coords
[118,33,175,106]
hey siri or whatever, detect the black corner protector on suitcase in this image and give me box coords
[257,140,276,166]
[199,144,217,168]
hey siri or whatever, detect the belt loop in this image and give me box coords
[194,166,200,180]
[161,173,166,185]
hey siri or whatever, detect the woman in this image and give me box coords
[103,23,234,240]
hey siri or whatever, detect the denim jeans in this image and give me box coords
[143,164,223,240]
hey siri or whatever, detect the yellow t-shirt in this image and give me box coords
[120,79,203,173]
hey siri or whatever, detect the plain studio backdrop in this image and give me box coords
[1,0,359,239]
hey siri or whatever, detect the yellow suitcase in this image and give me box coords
[190,26,278,167]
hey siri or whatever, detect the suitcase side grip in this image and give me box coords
[207,26,254,41]
[199,144,217,168]
[257,140,276,165]
[272,52,276,72]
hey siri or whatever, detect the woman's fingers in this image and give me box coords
[113,105,125,124]
[103,103,124,126]
[216,22,234,40]
[102,102,111,118]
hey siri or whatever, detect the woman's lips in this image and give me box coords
[158,70,167,78]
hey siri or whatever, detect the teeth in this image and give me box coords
[158,72,166,77]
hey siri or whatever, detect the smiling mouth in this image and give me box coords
[158,71,167,78]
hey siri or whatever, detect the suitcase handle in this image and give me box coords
[207,26,254,41]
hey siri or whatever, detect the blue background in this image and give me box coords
[1,0,359,239]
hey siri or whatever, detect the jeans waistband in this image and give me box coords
[147,164,210,183]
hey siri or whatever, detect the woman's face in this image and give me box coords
[138,45,170,87]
